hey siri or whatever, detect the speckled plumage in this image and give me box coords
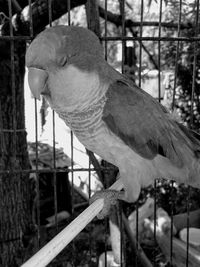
[26,25,200,203]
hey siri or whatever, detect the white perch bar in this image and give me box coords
[21,178,124,267]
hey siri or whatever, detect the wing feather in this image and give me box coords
[102,80,200,168]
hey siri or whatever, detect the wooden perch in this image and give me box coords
[21,178,124,267]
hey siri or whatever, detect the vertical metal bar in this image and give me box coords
[27,0,40,248]
[104,0,108,60]
[48,0,58,231]
[170,1,183,265]
[48,0,52,26]
[52,111,58,230]
[135,200,139,266]
[104,2,108,263]
[136,1,144,265]
[119,201,123,267]
[70,130,75,266]
[172,0,182,110]
[153,179,157,266]
[34,98,40,248]
[86,0,91,30]
[121,1,125,264]
[158,0,163,102]
[88,156,92,265]
[104,218,108,267]
[170,181,174,265]
[27,0,40,251]
[67,0,71,26]
[68,9,73,211]
[8,0,17,160]
[190,0,199,128]
[138,0,144,87]
[121,0,125,74]
[66,1,74,265]
[28,0,34,37]
[152,2,163,264]
[186,187,191,267]
[104,10,108,259]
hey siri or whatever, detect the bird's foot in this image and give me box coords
[89,189,124,219]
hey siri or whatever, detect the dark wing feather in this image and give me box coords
[102,80,200,167]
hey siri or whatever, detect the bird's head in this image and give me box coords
[26,25,104,101]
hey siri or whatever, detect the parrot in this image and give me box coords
[26,25,200,217]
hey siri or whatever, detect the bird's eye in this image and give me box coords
[59,56,68,67]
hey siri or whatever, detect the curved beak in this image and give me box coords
[27,67,48,100]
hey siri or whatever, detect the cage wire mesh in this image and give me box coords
[1,0,200,266]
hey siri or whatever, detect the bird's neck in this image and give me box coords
[49,64,109,113]
[57,93,106,131]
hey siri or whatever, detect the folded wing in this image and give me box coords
[102,80,200,168]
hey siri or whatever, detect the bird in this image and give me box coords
[26,25,200,217]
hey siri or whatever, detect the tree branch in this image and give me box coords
[85,0,100,37]
[86,149,104,183]
[1,0,87,36]
[98,5,192,30]
[11,0,22,12]
[30,0,87,33]
[129,27,159,69]
[1,1,193,39]
[98,6,159,69]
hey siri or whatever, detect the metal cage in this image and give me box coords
[0,0,200,266]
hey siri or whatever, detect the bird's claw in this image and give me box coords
[89,189,123,219]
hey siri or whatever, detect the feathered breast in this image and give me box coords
[55,94,107,142]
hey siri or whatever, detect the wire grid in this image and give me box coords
[1,0,200,266]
